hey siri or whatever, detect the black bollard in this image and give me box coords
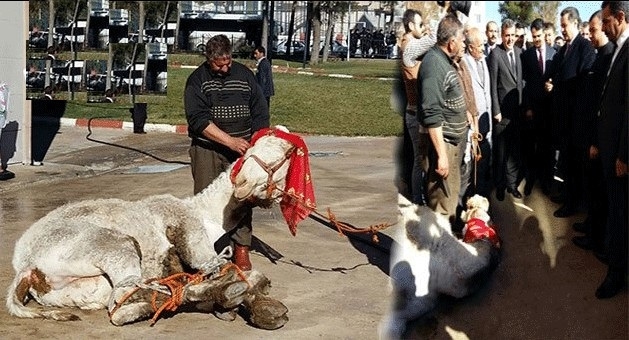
[130,102,147,134]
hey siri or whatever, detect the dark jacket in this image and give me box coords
[585,42,615,147]
[547,33,596,144]
[521,44,555,112]
[256,56,275,98]
[597,39,628,167]
[488,44,523,122]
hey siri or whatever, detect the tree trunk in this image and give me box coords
[261,1,269,52]
[45,0,54,88]
[309,1,321,65]
[84,0,91,50]
[139,1,145,45]
[106,43,113,92]
[174,1,181,50]
[286,1,297,58]
[321,11,335,63]
[160,1,170,42]
[139,1,146,94]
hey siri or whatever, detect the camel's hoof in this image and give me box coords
[219,281,249,309]
[247,295,289,330]
[109,302,153,326]
[214,307,238,321]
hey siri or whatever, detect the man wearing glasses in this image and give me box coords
[184,34,270,272]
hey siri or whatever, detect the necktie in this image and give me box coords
[538,48,544,73]
[477,59,485,84]
[564,42,571,57]
[509,51,516,73]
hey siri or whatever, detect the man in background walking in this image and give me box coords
[253,46,275,108]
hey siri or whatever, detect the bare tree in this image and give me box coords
[381,1,398,30]
[406,1,442,28]
[536,1,561,25]
[286,1,298,58]
[262,1,270,53]
[319,1,350,62]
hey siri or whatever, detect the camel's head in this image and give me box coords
[230,126,310,202]
[231,126,316,235]
[231,128,293,204]
[460,194,490,223]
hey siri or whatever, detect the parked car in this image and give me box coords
[273,39,306,55]
[323,41,348,60]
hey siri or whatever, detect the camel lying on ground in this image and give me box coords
[6,126,311,330]
[380,195,502,339]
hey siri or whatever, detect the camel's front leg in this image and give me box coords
[183,266,288,329]
[183,265,252,309]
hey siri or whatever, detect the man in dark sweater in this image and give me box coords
[184,34,270,271]
[418,14,468,226]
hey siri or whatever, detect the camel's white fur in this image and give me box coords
[380,194,501,339]
[6,130,295,327]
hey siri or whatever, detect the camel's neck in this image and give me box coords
[188,165,244,234]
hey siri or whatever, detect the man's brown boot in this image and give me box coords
[233,244,252,271]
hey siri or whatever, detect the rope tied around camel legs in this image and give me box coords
[109,247,244,326]
[199,246,233,275]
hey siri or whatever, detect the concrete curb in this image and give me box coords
[60,117,189,134]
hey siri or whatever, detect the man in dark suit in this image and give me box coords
[593,0,628,299]
[571,9,616,255]
[488,18,524,201]
[253,46,275,108]
[545,7,596,217]
[521,18,556,196]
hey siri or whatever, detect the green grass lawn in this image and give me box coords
[60,55,404,137]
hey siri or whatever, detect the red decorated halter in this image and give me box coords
[230,127,316,236]
[463,218,500,248]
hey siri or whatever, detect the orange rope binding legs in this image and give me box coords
[109,263,251,326]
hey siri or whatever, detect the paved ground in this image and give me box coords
[0,125,626,339]
[0,124,398,340]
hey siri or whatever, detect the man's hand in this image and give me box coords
[589,145,599,160]
[228,136,251,156]
[544,78,553,92]
[494,113,502,123]
[436,155,449,179]
[202,123,250,155]
[616,159,627,177]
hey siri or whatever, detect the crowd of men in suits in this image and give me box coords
[350,27,398,58]
[396,1,628,299]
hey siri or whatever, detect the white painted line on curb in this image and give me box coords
[328,74,354,78]
[61,118,77,127]
[122,121,135,131]
[145,123,177,133]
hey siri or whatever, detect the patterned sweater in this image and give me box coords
[418,46,468,145]
[184,61,269,145]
